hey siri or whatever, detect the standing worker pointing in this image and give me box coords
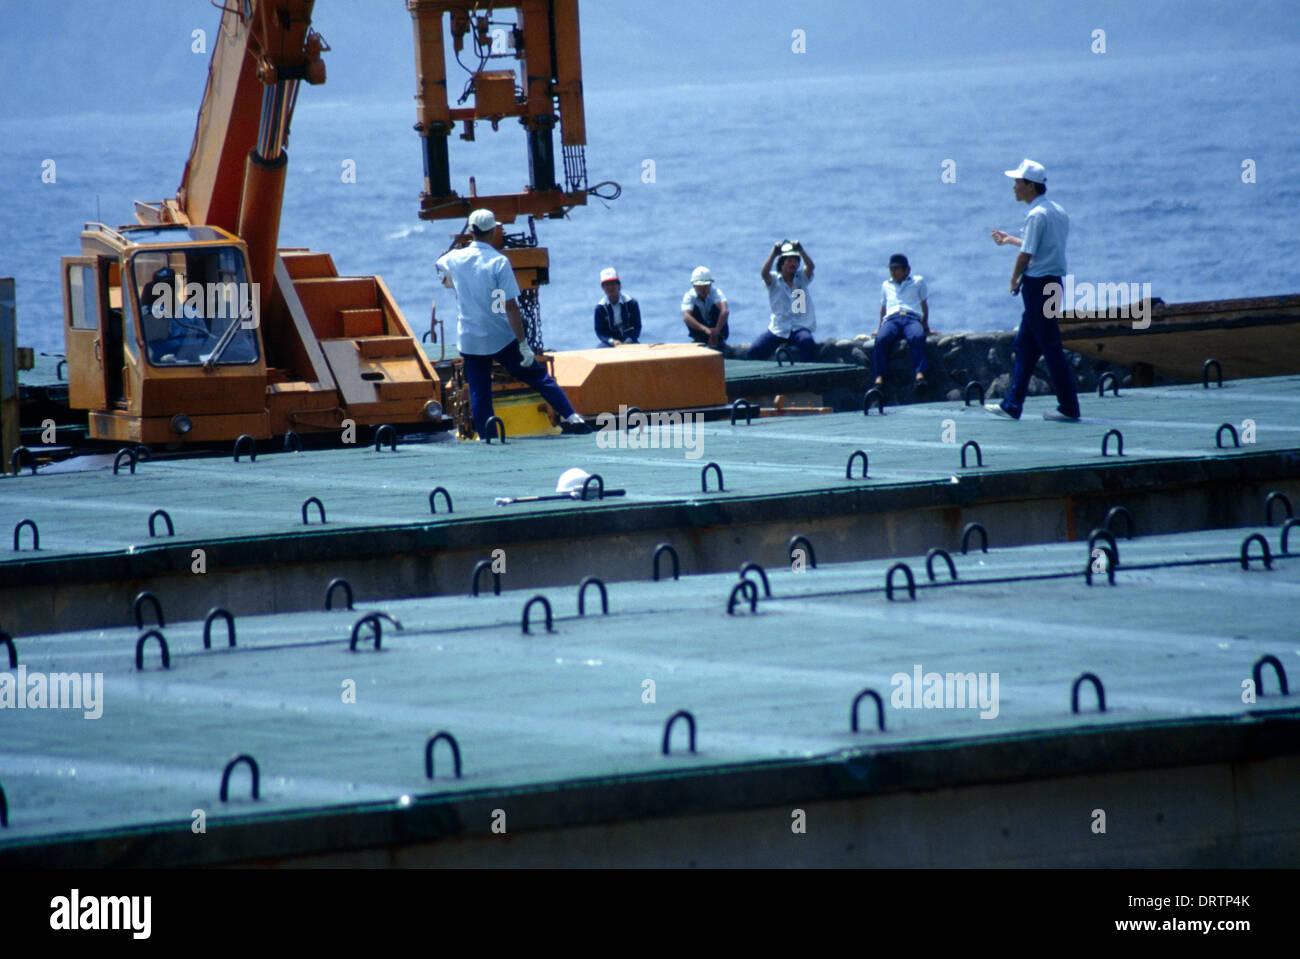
[987,159,1081,422]
[436,209,588,437]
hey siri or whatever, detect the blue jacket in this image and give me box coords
[594,296,642,346]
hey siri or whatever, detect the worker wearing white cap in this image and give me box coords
[436,208,588,436]
[987,160,1081,422]
[681,266,729,349]
[593,267,642,347]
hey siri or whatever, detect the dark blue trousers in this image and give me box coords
[748,327,815,361]
[462,341,576,437]
[1000,274,1080,419]
[873,314,930,377]
[685,304,728,346]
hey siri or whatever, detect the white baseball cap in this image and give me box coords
[599,267,619,284]
[468,208,500,232]
[1004,158,1047,184]
[691,266,713,285]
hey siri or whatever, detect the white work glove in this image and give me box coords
[518,341,535,368]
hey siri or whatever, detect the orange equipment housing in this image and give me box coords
[62,0,442,446]
[549,345,728,415]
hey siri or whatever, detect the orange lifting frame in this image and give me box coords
[408,0,588,224]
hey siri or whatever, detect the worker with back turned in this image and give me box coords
[436,209,589,437]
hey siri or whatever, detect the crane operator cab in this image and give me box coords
[63,223,270,445]
[133,253,258,366]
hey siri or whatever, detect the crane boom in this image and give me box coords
[151,1,326,229]
[144,0,326,317]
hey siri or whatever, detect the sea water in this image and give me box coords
[2,44,1297,355]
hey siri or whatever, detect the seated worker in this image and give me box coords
[139,267,207,363]
[873,253,931,387]
[137,267,173,356]
[681,266,729,349]
[593,267,642,347]
[749,240,816,361]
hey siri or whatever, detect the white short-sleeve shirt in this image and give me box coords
[435,241,522,356]
[881,275,928,319]
[765,269,815,337]
[682,285,727,320]
[1021,196,1069,278]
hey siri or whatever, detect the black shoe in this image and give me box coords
[560,415,593,435]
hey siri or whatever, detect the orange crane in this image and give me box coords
[60,0,442,446]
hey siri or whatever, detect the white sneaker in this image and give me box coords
[984,403,1015,419]
[1042,409,1081,422]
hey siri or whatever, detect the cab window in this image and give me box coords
[130,246,260,367]
[67,264,99,330]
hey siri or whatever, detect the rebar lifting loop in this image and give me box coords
[521,595,554,634]
[219,754,260,802]
[203,608,236,649]
[961,522,988,554]
[577,576,609,615]
[845,450,868,479]
[788,535,817,568]
[851,689,885,732]
[701,461,725,492]
[425,731,463,779]
[727,579,759,615]
[885,562,916,601]
[1071,673,1106,713]
[652,543,680,581]
[925,548,957,582]
[325,577,354,610]
[661,710,697,755]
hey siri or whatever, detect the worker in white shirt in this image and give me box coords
[873,253,931,389]
[436,209,588,436]
[988,158,1081,422]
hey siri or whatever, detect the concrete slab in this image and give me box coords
[2,376,1298,636]
[2,376,1295,556]
[0,526,1296,865]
